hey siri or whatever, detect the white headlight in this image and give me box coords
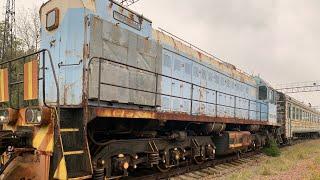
[0,110,9,123]
[26,108,42,124]
[0,115,5,121]
[25,107,52,125]
[37,115,42,123]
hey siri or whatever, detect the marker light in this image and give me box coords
[0,110,8,123]
[25,107,51,125]
[0,108,18,124]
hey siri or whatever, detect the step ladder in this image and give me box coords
[59,108,92,179]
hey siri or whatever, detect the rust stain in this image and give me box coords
[95,107,156,119]
[197,51,202,60]
[93,107,277,126]
[4,108,19,124]
[0,153,50,180]
[228,131,252,149]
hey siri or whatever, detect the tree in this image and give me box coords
[16,6,40,53]
[0,5,41,109]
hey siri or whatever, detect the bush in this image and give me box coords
[263,139,281,157]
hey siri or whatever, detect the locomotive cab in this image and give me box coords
[255,77,278,125]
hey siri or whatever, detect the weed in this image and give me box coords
[260,165,272,176]
[262,139,281,157]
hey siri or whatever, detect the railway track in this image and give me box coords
[123,139,317,180]
[127,150,264,180]
[171,153,266,180]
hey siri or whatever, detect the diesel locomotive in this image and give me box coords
[0,0,319,179]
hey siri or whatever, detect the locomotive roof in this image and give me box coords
[152,29,257,86]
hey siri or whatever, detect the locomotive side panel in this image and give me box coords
[87,13,274,123]
[88,16,159,106]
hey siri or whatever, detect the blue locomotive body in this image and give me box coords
[39,0,278,125]
[4,0,319,179]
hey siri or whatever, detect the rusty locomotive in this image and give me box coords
[0,0,319,179]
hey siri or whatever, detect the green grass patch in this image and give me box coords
[262,139,281,157]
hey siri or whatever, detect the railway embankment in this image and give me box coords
[220,139,320,180]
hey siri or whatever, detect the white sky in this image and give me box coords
[4,0,320,106]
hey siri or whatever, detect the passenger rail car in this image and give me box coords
[0,0,318,179]
[277,92,320,143]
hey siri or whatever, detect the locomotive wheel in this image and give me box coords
[193,156,205,165]
[156,163,171,172]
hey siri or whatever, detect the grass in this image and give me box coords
[262,139,281,157]
[223,139,320,180]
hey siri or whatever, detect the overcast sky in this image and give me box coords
[3,0,320,106]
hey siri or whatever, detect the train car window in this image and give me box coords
[259,86,267,100]
[309,113,312,122]
[299,109,302,120]
[309,113,311,121]
[46,8,59,31]
[292,107,296,119]
[298,108,302,120]
[287,103,291,119]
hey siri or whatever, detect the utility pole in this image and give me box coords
[1,0,15,60]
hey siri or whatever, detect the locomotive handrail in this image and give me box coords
[87,57,269,121]
[0,49,60,113]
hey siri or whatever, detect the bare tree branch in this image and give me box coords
[16,6,40,52]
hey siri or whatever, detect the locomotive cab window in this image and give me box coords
[269,90,275,103]
[259,86,268,100]
[46,8,59,31]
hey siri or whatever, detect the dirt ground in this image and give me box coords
[220,139,320,180]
